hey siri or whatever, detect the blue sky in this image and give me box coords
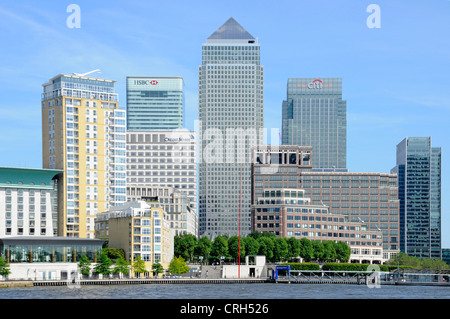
[0,0,449,247]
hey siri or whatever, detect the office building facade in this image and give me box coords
[126,130,196,210]
[126,77,184,131]
[127,185,198,237]
[251,188,383,264]
[282,78,347,170]
[0,167,62,237]
[391,137,442,259]
[198,17,264,238]
[42,73,127,238]
[252,145,400,261]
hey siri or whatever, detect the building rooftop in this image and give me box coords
[207,17,255,41]
[0,236,104,245]
[0,167,62,189]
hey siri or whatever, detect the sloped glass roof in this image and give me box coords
[208,17,255,40]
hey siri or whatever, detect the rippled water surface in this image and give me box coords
[1,283,449,299]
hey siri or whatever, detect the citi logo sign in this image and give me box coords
[307,79,323,89]
[134,80,159,85]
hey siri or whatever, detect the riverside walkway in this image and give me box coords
[33,278,268,287]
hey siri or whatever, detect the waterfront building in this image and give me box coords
[126,130,196,210]
[126,77,184,131]
[0,236,103,280]
[95,200,174,275]
[0,167,62,237]
[442,249,450,265]
[127,185,198,237]
[41,72,127,238]
[282,78,347,170]
[252,145,400,261]
[251,188,383,264]
[391,137,442,259]
[198,17,264,238]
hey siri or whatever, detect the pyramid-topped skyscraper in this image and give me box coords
[198,18,264,238]
[207,17,255,40]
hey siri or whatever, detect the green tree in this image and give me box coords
[312,240,325,262]
[175,234,198,262]
[112,256,130,276]
[248,231,263,240]
[132,255,147,277]
[420,258,449,270]
[211,235,229,259]
[335,241,351,262]
[195,236,212,263]
[257,236,274,261]
[385,252,421,268]
[94,251,113,275]
[243,236,260,256]
[299,238,314,262]
[102,248,125,261]
[261,232,276,238]
[168,256,190,275]
[0,256,11,279]
[228,236,245,262]
[287,237,301,260]
[322,241,337,262]
[273,237,289,262]
[152,262,164,277]
[78,254,92,276]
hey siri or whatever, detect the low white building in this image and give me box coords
[222,256,267,279]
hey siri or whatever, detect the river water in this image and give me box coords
[1,283,449,299]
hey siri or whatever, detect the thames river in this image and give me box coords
[0,283,449,299]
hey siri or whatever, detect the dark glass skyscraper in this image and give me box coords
[391,137,442,259]
[282,78,346,170]
[126,76,184,130]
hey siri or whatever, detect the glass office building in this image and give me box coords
[198,18,264,238]
[126,77,184,130]
[282,78,347,170]
[391,137,442,259]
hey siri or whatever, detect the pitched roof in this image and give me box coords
[208,17,255,40]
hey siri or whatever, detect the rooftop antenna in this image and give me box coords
[73,69,101,77]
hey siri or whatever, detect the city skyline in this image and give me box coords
[0,1,449,246]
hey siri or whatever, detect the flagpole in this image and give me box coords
[238,162,242,278]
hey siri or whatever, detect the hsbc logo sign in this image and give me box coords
[307,79,323,89]
[133,80,159,85]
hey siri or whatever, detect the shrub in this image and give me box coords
[322,263,389,272]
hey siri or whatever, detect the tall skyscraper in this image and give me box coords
[282,78,347,170]
[42,72,127,238]
[126,77,184,131]
[198,17,264,238]
[391,137,442,259]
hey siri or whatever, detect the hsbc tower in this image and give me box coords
[282,78,347,171]
[126,76,185,131]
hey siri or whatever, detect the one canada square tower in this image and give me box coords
[198,18,264,238]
